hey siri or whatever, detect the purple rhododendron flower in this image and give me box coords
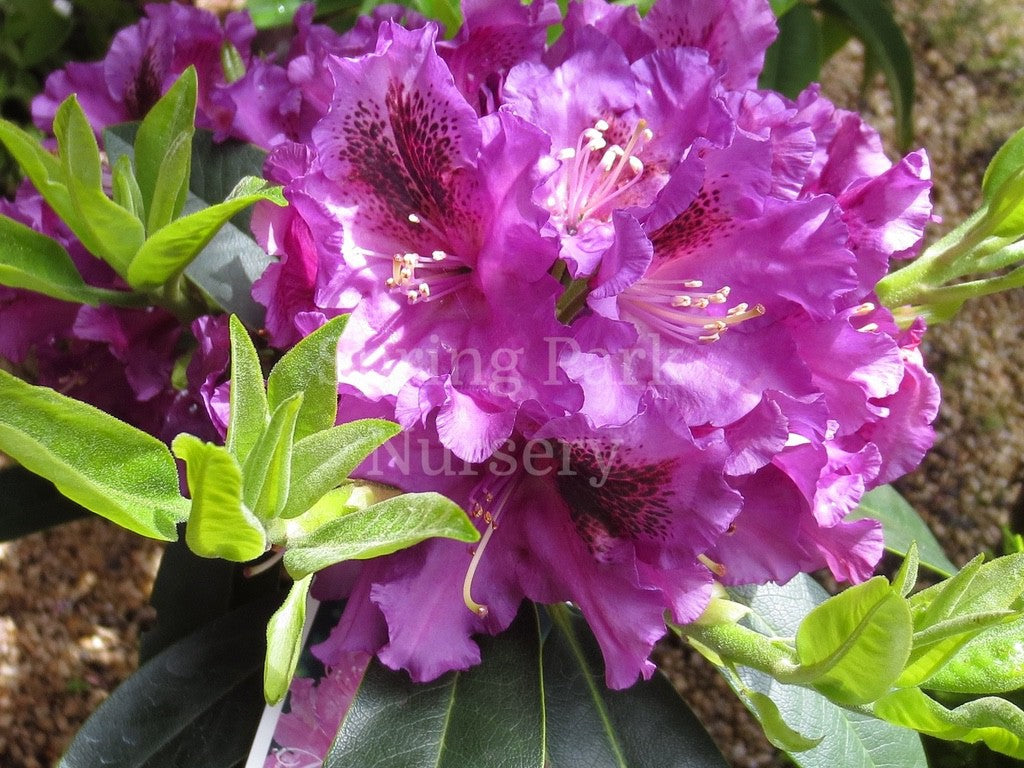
[249,0,941,691]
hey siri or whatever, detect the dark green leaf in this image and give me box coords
[0,369,187,540]
[759,3,822,98]
[849,485,957,576]
[727,576,928,768]
[281,419,401,519]
[225,315,269,465]
[264,574,312,704]
[59,595,277,768]
[545,604,728,768]
[173,434,267,562]
[770,0,800,14]
[0,465,87,541]
[133,67,197,232]
[0,213,143,307]
[820,0,915,150]
[282,491,478,577]
[267,315,348,442]
[326,605,545,768]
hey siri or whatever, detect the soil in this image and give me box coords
[3,1,1024,766]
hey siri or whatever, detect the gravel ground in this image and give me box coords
[3,1,1024,766]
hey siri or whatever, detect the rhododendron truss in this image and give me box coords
[4,0,1024,766]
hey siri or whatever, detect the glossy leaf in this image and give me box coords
[225,315,269,465]
[326,605,545,768]
[873,688,1024,759]
[849,485,956,576]
[0,465,88,541]
[759,2,821,98]
[281,418,401,519]
[0,369,187,540]
[728,576,928,768]
[264,574,312,704]
[820,0,915,150]
[133,66,197,231]
[283,491,478,577]
[0,214,142,307]
[983,125,1024,201]
[267,315,348,441]
[59,595,277,768]
[795,576,913,705]
[54,95,144,273]
[126,176,285,290]
[544,604,728,768]
[242,393,303,522]
[172,434,267,562]
[922,616,1024,693]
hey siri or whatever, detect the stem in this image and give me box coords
[905,264,1024,307]
[154,271,203,324]
[675,621,805,682]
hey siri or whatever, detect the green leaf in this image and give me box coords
[326,604,545,768]
[983,125,1024,201]
[246,0,304,27]
[911,553,1024,628]
[281,418,400,519]
[544,604,729,768]
[769,0,800,14]
[849,485,957,576]
[0,116,76,223]
[264,573,312,704]
[759,3,822,98]
[728,576,928,768]
[172,434,267,562]
[898,610,1018,688]
[225,315,269,464]
[893,541,920,598]
[744,690,823,752]
[283,491,478,577]
[267,315,348,441]
[984,166,1024,238]
[133,66,197,232]
[104,125,274,327]
[59,595,276,768]
[242,393,303,521]
[126,175,284,290]
[872,688,1024,759]
[411,0,462,37]
[0,369,187,540]
[0,213,143,307]
[795,576,913,705]
[54,96,145,273]
[922,616,1024,694]
[820,0,915,150]
[111,153,144,218]
[0,465,88,541]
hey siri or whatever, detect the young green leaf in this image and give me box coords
[172,434,267,562]
[911,553,1024,628]
[921,616,1024,694]
[283,492,479,578]
[892,542,920,598]
[0,117,76,223]
[264,574,312,705]
[54,96,145,274]
[242,393,303,521]
[872,687,1024,759]
[225,315,269,464]
[0,214,144,308]
[897,610,1018,688]
[795,576,913,705]
[984,166,1024,238]
[133,66,197,230]
[126,176,285,290]
[983,125,1024,201]
[281,419,401,519]
[848,485,956,576]
[266,315,348,441]
[111,154,144,218]
[0,369,187,540]
[744,690,823,753]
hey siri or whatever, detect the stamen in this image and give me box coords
[461,475,517,618]
[379,248,471,304]
[698,553,727,578]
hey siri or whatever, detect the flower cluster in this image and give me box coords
[5,0,939,707]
